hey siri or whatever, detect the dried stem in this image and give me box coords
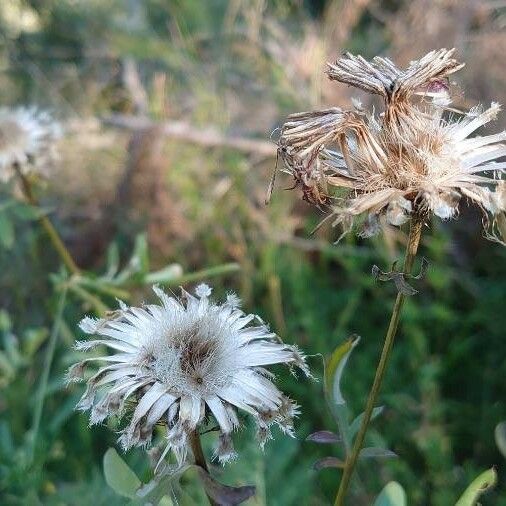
[102,114,277,158]
[334,218,423,505]
[14,166,80,275]
[189,430,218,506]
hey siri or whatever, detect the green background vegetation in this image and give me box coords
[0,1,505,504]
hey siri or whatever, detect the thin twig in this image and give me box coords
[334,218,423,505]
[14,166,80,275]
[101,114,277,157]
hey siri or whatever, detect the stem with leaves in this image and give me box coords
[189,430,218,506]
[335,218,423,505]
[30,287,68,465]
[14,166,80,275]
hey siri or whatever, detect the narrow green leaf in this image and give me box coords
[103,447,141,499]
[373,481,407,506]
[324,335,360,406]
[359,447,397,459]
[455,468,497,506]
[0,212,15,249]
[0,309,12,332]
[11,202,40,221]
[22,328,49,357]
[105,242,120,278]
[0,421,14,456]
[494,422,506,459]
[0,351,15,380]
[349,406,384,438]
[30,289,67,464]
[137,464,192,504]
[132,234,149,273]
[144,264,184,284]
[334,404,352,455]
[4,333,22,367]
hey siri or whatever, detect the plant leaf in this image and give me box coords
[306,430,341,444]
[373,481,407,506]
[359,447,397,459]
[144,264,184,284]
[349,406,384,438]
[103,447,141,499]
[137,464,192,504]
[131,233,149,274]
[494,421,506,459]
[0,212,14,250]
[197,467,255,505]
[22,328,49,357]
[0,351,15,380]
[0,309,12,332]
[11,202,45,221]
[324,335,360,406]
[105,242,120,279]
[313,457,345,471]
[455,467,497,506]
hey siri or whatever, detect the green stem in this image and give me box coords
[14,166,80,275]
[30,288,68,465]
[67,283,110,316]
[189,430,218,506]
[334,218,423,506]
[76,277,131,300]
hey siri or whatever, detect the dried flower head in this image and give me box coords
[68,284,309,466]
[278,48,506,242]
[0,107,60,182]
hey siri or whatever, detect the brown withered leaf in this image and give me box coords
[306,430,341,444]
[372,257,429,296]
[197,468,255,506]
[313,457,345,471]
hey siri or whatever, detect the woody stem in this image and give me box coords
[334,218,423,506]
[189,430,218,506]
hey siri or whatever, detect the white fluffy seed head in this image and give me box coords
[69,284,309,466]
[0,107,60,181]
[147,311,233,397]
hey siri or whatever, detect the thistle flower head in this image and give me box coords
[0,107,60,182]
[278,48,506,242]
[69,284,309,466]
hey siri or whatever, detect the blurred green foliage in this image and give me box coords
[1,1,506,505]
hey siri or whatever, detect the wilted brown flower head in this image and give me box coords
[277,49,506,242]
